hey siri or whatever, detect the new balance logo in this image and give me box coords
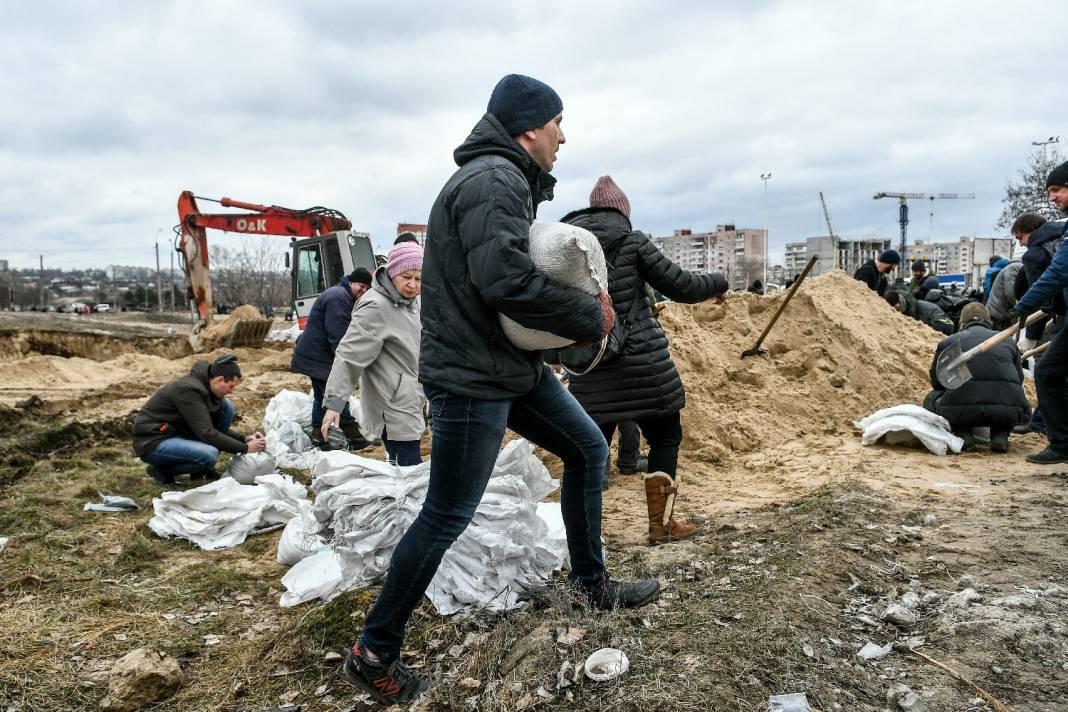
[372,675,401,696]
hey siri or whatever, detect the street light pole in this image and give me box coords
[760,172,772,288]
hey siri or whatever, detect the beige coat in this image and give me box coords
[323,270,424,441]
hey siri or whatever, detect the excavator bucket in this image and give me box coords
[189,306,274,352]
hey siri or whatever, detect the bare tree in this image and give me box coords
[209,236,289,309]
[998,144,1064,230]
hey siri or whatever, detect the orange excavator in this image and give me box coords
[176,190,376,351]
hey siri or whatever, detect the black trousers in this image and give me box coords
[1035,323,1068,454]
[599,411,683,477]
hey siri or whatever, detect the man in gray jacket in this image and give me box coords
[341,74,659,705]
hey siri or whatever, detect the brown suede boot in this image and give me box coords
[643,472,698,545]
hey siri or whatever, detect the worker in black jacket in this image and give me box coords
[854,249,900,296]
[886,288,954,335]
[924,303,1030,451]
[341,74,659,707]
[559,175,728,545]
[132,354,265,485]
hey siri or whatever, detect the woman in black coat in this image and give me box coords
[560,176,728,544]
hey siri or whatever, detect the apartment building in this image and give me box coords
[782,236,890,279]
[910,237,1013,287]
[651,224,766,289]
[396,223,428,246]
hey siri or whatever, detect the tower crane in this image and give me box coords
[872,192,975,276]
[818,192,837,269]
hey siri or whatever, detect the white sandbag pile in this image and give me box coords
[855,404,965,456]
[262,389,319,470]
[279,439,568,614]
[499,220,608,350]
[149,474,308,550]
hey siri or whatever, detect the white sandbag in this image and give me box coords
[148,474,308,550]
[262,389,313,432]
[277,500,327,565]
[854,404,951,431]
[280,550,345,607]
[855,405,963,456]
[499,220,608,350]
[265,421,312,458]
[226,451,277,485]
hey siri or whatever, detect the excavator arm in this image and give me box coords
[176,190,352,350]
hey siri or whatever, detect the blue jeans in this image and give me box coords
[141,400,235,476]
[360,366,608,661]
[311,378,355,428]
[382,426,422,466]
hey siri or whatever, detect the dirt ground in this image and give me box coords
[1,276,1067,711]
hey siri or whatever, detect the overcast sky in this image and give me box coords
[2,1,1065,271]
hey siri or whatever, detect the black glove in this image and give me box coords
[1017,312,1028,333]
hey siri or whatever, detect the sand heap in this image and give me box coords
[660,271,942,465]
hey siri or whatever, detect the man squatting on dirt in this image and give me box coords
[340,74,662,705]
[132,354,266,485]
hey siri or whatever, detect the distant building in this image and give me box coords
[909,237,1013,288]
[0,259,8,271]
[783,236,890,279]
[396,223,428,246]
[652,224,766,289]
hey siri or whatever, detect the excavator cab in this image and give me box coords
[290,230,376,329]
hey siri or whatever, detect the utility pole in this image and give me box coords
[1032,136,1061,163]
[169,249,175,312]
[761,172,772,288]
[38,254,44,309]
[155,238,163,314]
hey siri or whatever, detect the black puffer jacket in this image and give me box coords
[419,113,605,400]
[925,320,1030,427]
[558,207,728,423]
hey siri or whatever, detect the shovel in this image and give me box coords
[741,254,819,358]
[936,310,1047,389]
[1022,341,1050,361]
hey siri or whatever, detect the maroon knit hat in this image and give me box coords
[589,175,630,218]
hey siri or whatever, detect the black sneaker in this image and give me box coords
[1026,447,1068,464]
[990,429,1009,453]
[587,577,661,610]
[343,645,429,704]
[616,457,648,475]
[146,465,175,485]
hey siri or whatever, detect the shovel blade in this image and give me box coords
[935,339,973,390]
[740,346,766,359]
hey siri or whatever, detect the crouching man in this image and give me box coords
[923,304,1030,452]
[132,354,266,484]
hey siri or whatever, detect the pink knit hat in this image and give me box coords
[589,175,631,218]
[386,241,423,278]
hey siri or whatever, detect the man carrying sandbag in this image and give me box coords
[340,73,660,705]
[132,354,266,485]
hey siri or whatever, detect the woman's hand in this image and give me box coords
[321,409,341,441]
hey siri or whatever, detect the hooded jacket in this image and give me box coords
[926,319,1030,427]
[854,260,889,296]
[558,207,728,423]
[983,258,1010,302]
[323,268,424,441]
[291,275,358,382]
[131,361,247,457]
[419,113,605,400]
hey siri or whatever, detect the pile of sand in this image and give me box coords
[661,271,939,465]
[196,305,270,351]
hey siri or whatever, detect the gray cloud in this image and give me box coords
[0,0,1064,270]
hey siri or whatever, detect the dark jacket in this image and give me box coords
[983,258,1010,303]
[558,207,728,423]
[854,260,888,296]
[290,276,357,381]
[131,361,247,457]
[913,299,955,335]
[419,113,605,400]
[1016,220,1068,320]
[908,272,929,298]
[925,320,1030,427]
[1019,221,1066,338]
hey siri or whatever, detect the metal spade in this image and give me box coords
[936,310,1046,389]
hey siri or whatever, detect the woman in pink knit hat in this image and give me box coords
[320,241,425,466]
